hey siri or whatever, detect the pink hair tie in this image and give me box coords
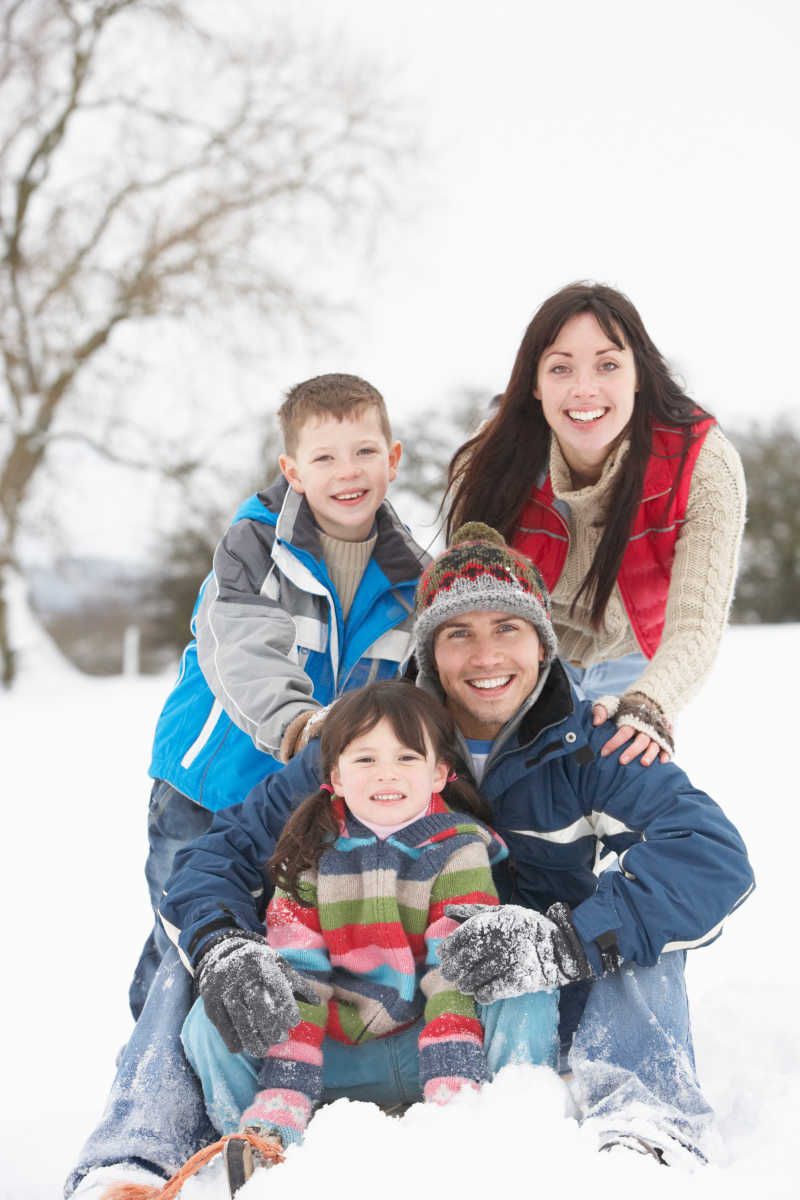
[320,783,334,794]
[446,770,458,782]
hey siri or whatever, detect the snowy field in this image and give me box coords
[2,624,797,1200]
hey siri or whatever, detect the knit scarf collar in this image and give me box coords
[331,791,450,838]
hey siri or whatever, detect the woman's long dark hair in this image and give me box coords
[269,680,490,904]
[446,282,713,627]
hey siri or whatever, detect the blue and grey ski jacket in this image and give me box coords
[160,661,754,972]
[149,481,428,812]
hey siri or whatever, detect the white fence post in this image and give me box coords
[123,624,141,677]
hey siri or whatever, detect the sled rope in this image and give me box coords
[99,1130,285,1200]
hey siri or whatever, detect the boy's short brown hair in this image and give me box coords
[278,374,392,456]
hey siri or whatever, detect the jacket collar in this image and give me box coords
[261,479,326,559]
[515,658,575,747]
[259,480,428,586]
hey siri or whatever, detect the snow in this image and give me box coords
[1,624,797,1199]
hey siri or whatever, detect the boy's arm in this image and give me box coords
[195,516,323,758]
[418,839,499,1103]
[241,883,333,1146]
[159,741,324,966]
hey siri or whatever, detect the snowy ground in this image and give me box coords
[2,624,797,1200]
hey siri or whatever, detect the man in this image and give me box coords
[70,524,753,1194]
[407,522,754,1163]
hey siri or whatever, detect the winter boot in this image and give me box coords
[379,1101,412,1118]
[224,1129,283,1197]
[599,1133,667,1164]
[224,1135,255,1197]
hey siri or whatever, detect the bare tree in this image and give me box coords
[730,419,800,624]
[0,0,416,683]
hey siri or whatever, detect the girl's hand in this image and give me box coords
[592,698,672,767]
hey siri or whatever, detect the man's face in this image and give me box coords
[433,610,544,739]
[279,408,402,541]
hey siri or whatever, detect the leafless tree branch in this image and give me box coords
[0,0,418,682]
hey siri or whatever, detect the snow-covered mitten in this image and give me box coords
[439,901,592,1004]
[196,931,320,1055]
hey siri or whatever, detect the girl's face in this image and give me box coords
[330,716,449,827]
[534,312,637,484]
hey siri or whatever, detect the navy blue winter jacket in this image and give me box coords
[160,662,754,973]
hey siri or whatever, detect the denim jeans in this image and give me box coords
[180,988,561,1134]
[562,651,647,703]
[65,949,216,1195]
[568,951,715,1158]
[129,780,214,1019]
[182,952,712,1157]
[64,951,713,1194]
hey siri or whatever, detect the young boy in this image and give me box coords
[131,373,428,1017]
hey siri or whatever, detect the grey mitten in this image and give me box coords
[439,902,592,1004]
[196,931,320,1055]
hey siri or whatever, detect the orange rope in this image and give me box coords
[99,1130,285,1200]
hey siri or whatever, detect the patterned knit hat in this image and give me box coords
[413,522,558,688]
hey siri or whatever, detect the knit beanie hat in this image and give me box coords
[413,522,558,689]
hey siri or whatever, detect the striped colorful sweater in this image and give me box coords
[240,793,507,1143]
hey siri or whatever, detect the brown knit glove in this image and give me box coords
[279,704,332,763]
[279,710,317,764]
[613,691,675,757]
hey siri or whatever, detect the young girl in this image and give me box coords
[446,281,745,767]
[178,681,559,1188]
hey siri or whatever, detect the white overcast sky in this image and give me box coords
[36,0,800,561]
[279,0,798,431]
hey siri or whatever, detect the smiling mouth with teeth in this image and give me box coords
[333,490,367,501]
[468,676,512,690]
[371,792,405,801]
[567,408,606,423]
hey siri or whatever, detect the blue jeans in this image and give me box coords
[64,952,712,1194]
[65,949,216,1195]
[568,951,714,1157]
[129,780,214,1019]
[181,989,561,1135]
[181,954,711,1156]
[562,652,646,703]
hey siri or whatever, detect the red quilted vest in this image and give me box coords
[511,418,715,658]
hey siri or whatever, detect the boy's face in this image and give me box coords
[279,408,402,541]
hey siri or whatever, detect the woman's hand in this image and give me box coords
[593,703,670,767]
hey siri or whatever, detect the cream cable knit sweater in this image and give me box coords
[548,424,746,721]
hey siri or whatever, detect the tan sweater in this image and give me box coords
[317,530,377,619]
[549,424,746,721]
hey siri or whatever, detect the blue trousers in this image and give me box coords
[129,780,213,1020]
[180,989,561,1135]
[568,952,714,1157]
[66,949,216,1193]
[562,651,647,703]
[65,948,712,1193]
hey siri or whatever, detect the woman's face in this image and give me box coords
[534,312,637,483]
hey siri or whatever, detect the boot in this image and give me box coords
[224,1130,283,1197]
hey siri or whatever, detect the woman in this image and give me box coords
[446,282,745,766]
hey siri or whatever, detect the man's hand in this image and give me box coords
[196,931,320,1055]
[439,902,592,1004]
